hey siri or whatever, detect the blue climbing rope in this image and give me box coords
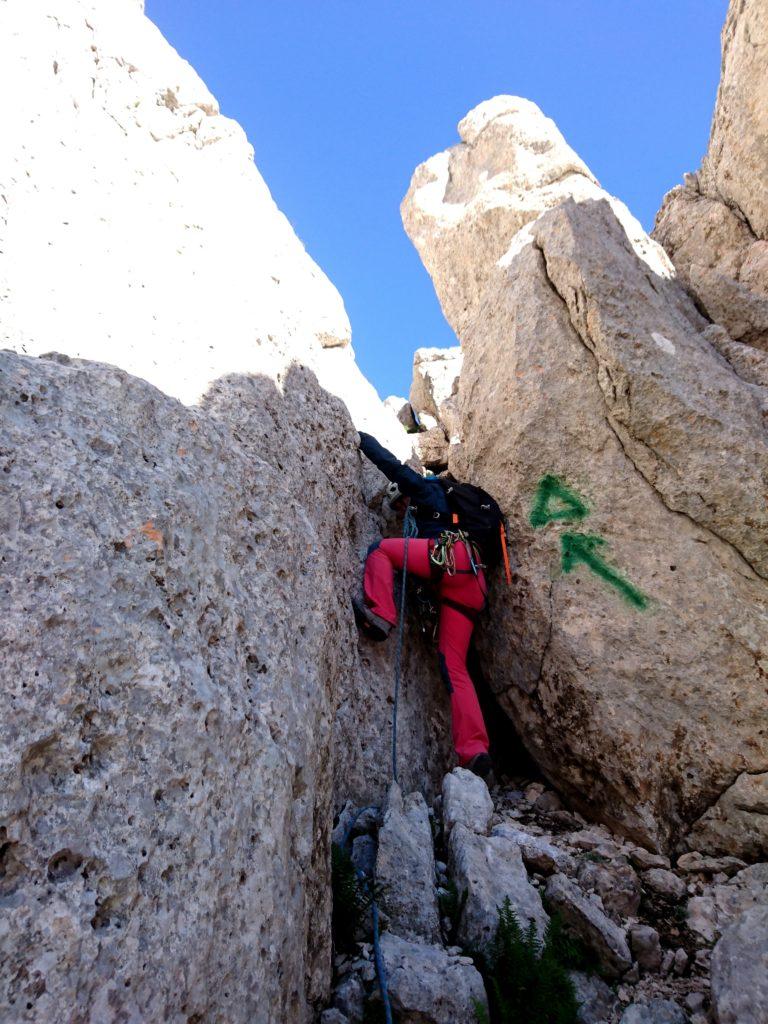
[372,890,393,1024]
[336,507,419,1022]
[391,506,419,784]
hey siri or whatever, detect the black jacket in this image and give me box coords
[359,432,451,540]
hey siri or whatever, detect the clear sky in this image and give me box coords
[147,0,728,400]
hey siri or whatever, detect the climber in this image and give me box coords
[353,431,500,784]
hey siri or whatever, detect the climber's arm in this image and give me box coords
[358,431,437,506]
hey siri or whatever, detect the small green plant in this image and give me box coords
[583,850,609,863]
[472,898,579,1024]
[672,902,688,925]
[331,843,383,953]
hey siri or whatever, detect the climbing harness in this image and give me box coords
[412,584,439,642]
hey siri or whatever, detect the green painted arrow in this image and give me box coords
[530,475,589,529]
[560,533,649,610]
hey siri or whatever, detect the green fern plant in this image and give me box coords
[472,898,580,1024]
[331,843,384,953]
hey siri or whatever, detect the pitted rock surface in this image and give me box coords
[0,353,345,1021]
[0,2,453,1019]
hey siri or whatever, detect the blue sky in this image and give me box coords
[147,1,728,399]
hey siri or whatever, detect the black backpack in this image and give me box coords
[437,478,505,566]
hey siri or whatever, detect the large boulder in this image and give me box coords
[653,0,768,352]
[0,0,454,818]
[402,95,768,856]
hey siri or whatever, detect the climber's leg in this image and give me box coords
[438,603,489,765]
[363,538,433,626]
[436,539,489,765]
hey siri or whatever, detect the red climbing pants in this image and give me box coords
[363,538,489,766]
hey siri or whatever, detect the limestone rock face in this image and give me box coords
[449,823,548,949]
[378,934,488,1024]
[545,873,632,979]
[410,347,463,441]
[402,96,768,855]
[653,0,768,352]
[375,784,441,944]
[413,425,450,470]
[442,767,494,836]
[402,96,672,345]
[710,903,768,1024]
[0,2,454,1021]
[0,353,348,1022]
[0,0,407,460]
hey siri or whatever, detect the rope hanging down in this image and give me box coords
[338,508,417,1023]
[391,506,419,784]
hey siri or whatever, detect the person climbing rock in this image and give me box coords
[354,431,507,785]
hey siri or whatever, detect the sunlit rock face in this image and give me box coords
[0,0,407,458]
[0,2,451,1021]
[402,95,768,857]
[654,0,768,353]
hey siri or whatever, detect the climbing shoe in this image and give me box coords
[467,753,495,788]
[352,596,392,642]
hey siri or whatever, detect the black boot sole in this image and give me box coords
[352,597,391,642]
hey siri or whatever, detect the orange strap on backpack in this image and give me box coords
[500,522,512,586]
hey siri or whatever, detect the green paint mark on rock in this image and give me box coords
[560,533,649,610]
[530,475,589,529]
